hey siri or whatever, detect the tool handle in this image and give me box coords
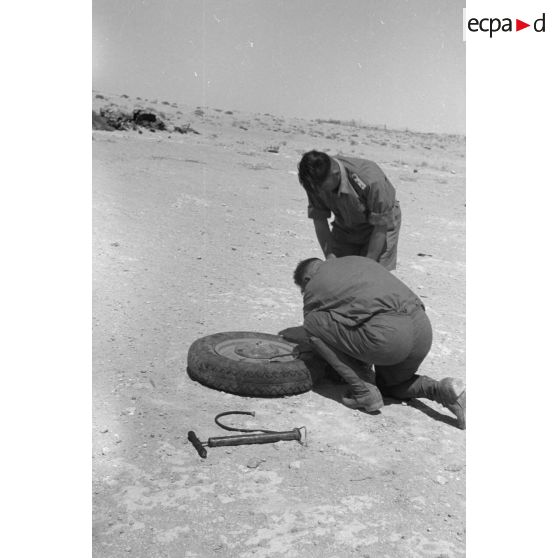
[187,430,207,458]
[208,429,301,447]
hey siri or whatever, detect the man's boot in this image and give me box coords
[429,377,466,429]
[378,375,466,429]
[309,336,384,412]
[340,391,384,413]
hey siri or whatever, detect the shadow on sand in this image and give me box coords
[312,379,459,428]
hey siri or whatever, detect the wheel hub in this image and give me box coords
[234,341,287,359]
[214,337,298,362]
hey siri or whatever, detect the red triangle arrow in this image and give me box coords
[516,19,530,31]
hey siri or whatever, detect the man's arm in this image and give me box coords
[364,224,387,261]
[313,218,336,259]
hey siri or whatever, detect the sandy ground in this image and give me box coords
[92,92,465,558]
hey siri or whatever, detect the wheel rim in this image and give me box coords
[214,337,299,363]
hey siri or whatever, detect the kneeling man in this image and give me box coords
[293,256,465,429]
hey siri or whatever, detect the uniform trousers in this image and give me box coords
[304,304,434,400]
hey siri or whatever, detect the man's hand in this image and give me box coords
[326,253,337,260]
[278,326,309,344]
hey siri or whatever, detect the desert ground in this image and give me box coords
[92,92,465,558]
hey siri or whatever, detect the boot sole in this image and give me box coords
[341,397,384,413]
[447,390,466,429]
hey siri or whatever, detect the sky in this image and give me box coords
[93,0,465,134]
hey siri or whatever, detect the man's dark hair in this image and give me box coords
[293,258,321,288]
[297,151,331,193]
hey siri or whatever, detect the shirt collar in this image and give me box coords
[332,157,353,197]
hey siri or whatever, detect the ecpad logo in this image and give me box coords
[467,12,546,38]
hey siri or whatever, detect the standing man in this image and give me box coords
[293,256,465,429]
[297,150,401,270]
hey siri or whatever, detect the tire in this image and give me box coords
[187,331,322,397]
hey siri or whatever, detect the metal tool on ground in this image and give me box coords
[187,411,307,459]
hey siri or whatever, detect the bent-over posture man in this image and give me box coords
[293,256,465,429]
[298,150,401,270]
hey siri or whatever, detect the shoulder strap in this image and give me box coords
[347,172,369,206]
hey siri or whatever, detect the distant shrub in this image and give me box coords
[162,101,170,106]
[95,94,105,99]
[194,108,205,116]
[121,94,129,99]
[96,107,170,132]
[225,110,234,115]
[97,107,134,130]
[92,110,114,131]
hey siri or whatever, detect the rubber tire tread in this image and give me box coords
[187,331,314,397]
